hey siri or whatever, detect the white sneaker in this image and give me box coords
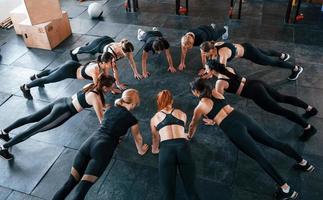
[137,28,145,41]
[222,25,229,40]
[152,27,158,31]
[210,23,216,30]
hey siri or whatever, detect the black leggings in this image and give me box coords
[220,110,303,186]
[241,43,294,70]
[241,80,309,128]
[3,98,77,148]
[159,139,200,200]
[76,36,115,55]
[198,25,226,42]
[53,134,117,200]
[26,60,81,89]
[142,31,163,42]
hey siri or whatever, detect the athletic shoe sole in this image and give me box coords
[283,53,290,61]
[288,66,303,81]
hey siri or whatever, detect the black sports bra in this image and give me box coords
[156,109,185,131]
[105,44,124,61]
[215,43,237,62]
[205,96,228,119]
[76,90,100,109]
[217,70,243,94]
[81,62,104,80]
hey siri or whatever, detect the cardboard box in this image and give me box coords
[20,11,71,50]
[10,4,28,35]
[23,0,63,25]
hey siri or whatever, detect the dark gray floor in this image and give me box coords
[0,0,323,199]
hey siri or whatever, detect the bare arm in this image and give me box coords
[188,103,204,139]
[215,80,227,95]
[126,52,142,79]
[87,93,104,124]
[130,123,149,155]
[165,49,176,72]
[150,117,160,154]
[179,46,187,70]
[218,49,230,66]
[141,51,150,78]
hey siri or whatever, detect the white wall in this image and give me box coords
[0,0,22,21]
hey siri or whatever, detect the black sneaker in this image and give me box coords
[275,188,298,200]
[293,162,315,173]
[20,84,33,100]
[0,148,13,160]
[70,50,79,62]
[302,107,318,119]
[281,53,290,62]
[30,74,36,81]
[299,126,317,141]
[288,66,303,81]
[0,129,11,142]
[30,74,44,87]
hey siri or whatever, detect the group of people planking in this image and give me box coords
[0,23,318,200]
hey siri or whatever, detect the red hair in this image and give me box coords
[157,90,173,111]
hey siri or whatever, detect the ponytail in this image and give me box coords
[200,41,215,52]
[121,38,134,52]
[83,73,115,104]
[114,89,140,107]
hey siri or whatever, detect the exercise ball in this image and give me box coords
[88,2,103,18]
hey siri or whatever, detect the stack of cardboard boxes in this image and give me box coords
[10,0,71,50]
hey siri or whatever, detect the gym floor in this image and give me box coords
[0,0,323,199]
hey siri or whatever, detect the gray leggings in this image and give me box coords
[26,60,81,88]
[3,98,77,148]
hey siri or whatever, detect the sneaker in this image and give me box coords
[0,148,13,160]
[152,27,158,31]
[288,66,303,81]
[299,125,317,141]
[137,28,144,41]
[210,23,217,30]
[20,84,33,100]
[302,107,318,119]
[293,161,315,173]
[30,74,44,87]
[70,50,79,62]
[30,74,36,81]
[222,25,229,40]
[0,130,11,142]
[281,53,290,62]
[275,188,298,200]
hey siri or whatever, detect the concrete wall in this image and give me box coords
[0,0,22,22]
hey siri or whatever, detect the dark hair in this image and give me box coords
[121,39,134,52]
[190,78,213,98]
[200,41,216,52]
[97,51,114,63]
[152,38,166,52]
[83,73,116,104]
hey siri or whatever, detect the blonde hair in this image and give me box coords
[115,89,140,107]
[181,34,192,46]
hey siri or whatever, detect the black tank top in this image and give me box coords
[215,43,237,62]
[217,70,243,94]
[156,109,185,131]
[205,96,228,119]
[76,90,99,109]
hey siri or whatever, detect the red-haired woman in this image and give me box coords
[150,90,200,200]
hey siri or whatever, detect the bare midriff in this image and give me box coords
[213,105,234,126]
[236,77,246,96]
[159,125,187,142]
